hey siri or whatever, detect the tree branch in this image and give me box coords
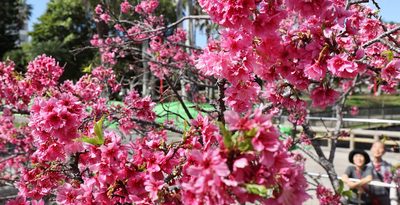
[143,15,210,35]
[163,75,193,120]
[217,79,226,124]
[346,0,369,9]
[131,117,184,134]
[302,123,340,193]
[362,25,400,48]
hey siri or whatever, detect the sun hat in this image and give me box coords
[348,149,370,164]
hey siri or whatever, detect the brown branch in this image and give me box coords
[0,106,29,115]
[329,75,359,162]
[163,75,193,120]
[69,153,84,183]
[371,0,381,10]
[0,153,25,164]
[378,38,400,54]
[131,117,184,134]
[379,23,400,48]
[346,0,369,9]
[142,15,210,35]
[159,102,188,122]
[362,25,400,48]
[302,123,341,193]
[217,79,226,124]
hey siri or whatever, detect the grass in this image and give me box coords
[345,95,400,107]
[154,101,215,129]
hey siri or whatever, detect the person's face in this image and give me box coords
[371,142,385,158]
[353,153,366,167]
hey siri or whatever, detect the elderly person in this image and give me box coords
[366,141,392,205]
[342,149,373,205]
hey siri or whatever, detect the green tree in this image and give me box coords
[0,0,31,59]
[29,0,97,80]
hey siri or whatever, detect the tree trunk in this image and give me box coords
[142,41,151,96]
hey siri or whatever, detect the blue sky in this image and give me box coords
[27,0,49,31]
[368,0,400,23]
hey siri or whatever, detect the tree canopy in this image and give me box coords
[0,0,30,58]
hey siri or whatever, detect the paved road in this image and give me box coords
[301,147,399,204]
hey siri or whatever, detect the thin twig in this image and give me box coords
[131,117,184,134]
[362,25,400,48]
[217,79,226,124]
[163,75,193,120]
[378,38,400,54]
[346,0,369,9]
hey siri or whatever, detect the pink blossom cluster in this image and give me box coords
[118,89,156,134]
[120,0,132,14]
[6,196,44,205]
[0,55,63,110]
[135,0,159,15]
[25,55,63,94]
[196,0,399,114]
[61,66,120,103]
[28,93,85,162]
[147,28,192,79]
[316,185,341,205]
[0,61,28,109]
[310,86,340,109]
[94,4,110,23]
[0,109,34,181]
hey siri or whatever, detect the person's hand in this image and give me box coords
[356,187,365,194]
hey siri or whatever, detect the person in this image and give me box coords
[366,141,392,205]
[342,149,373,205]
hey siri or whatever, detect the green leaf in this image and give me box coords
[76,134,102,146]
[244,128,257,138]
[78,116,106,146]
[219,122,233,149]
[245,184,270,197]
[341,190,354,198]
[238,138,253,152]
[82,63,92,73]
[382,50,394,62]
[338,179,344,194]
[94,116,105,143]
[288,144,300,151]
[80,135,103,146]
[279,125,293,135]
[183,120,189,132]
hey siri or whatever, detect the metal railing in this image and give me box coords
[306,172,399,205]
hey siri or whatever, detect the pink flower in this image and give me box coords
[100,13,111,23]
[6,196,29,205]
[382,60,400,81]
[224,110,253,131]
[350,106,359,116]
[224,81,260,112]
[95,4,103,14]
[56,183,79,204]
[316,185,341,205]
[220,29,251,54]
[135,0,159,14]
[144,174,165,201]
[285,0,329,17]
[305,62,326,80]
[181,149,233,204]
[197,0,254,28]
[25,54,63,94]
[327,55,358,78]
[310,86,339,109]
[120,1,132,14]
